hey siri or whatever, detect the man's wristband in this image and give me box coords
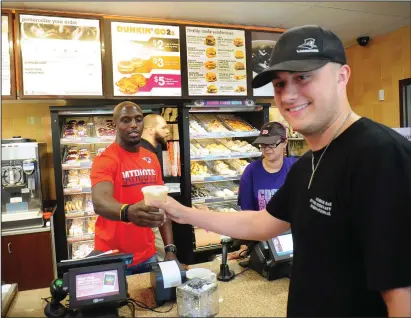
[120,204,130,223]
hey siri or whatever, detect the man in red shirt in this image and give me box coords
[91,101,177,275]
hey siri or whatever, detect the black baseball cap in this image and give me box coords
[252,25,347,88]
[253,122,287,145]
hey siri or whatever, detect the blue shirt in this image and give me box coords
[238,157,298,211]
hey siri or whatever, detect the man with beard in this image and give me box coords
[141,114,171,260]
[90,101,177,275]
[141,114,171,174]
[152,26,411,316]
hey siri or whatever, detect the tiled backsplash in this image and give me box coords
[2,101,67,199]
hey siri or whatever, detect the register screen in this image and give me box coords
[75,269,119,301]
[272,234,293,256]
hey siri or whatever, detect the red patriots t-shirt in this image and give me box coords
[90,142,163,265]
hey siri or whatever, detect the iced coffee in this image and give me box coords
[141,185,168,207]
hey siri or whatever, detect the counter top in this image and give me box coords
[1,226,50,237]
[6,259,289,317]
[2,283,18,316]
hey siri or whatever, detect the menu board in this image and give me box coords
[186,26,247,96]
[111,22,181,97]
[2,15,11,96]
[251,31,282,97]
[19,14,103,96]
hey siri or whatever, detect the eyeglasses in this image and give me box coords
[259,140,285,150]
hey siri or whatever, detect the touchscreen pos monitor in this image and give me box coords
[267,231,294,262]
[248,230,294,281]
[68,262,128,310]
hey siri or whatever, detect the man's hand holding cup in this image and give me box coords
[127,185,169,228]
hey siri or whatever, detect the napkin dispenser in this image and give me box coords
[150,260,186,305]
[176,277,219,317]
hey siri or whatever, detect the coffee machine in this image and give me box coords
[1,138,48,230]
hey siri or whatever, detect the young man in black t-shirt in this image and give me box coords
[153,25,411,317]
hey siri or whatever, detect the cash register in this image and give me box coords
[45,252,186,317]
[244,231,294,280]
[45,253,133,318]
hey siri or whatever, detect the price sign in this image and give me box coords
[111,21,181,97]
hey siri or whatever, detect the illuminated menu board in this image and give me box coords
[251,31,281,97]
[19,14,103,96]
[111,21,181,97]
[186,26,247,96]
[2,15,11,96]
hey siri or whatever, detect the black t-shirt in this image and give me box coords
[140,138,164,178]
[266,118,411,317]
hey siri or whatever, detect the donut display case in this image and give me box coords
[176,101,270,263]
[50,104,182,263]
[49,102,269,265]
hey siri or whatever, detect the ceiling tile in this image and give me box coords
[366,17,411,38]
[317,1,411,18]
[1,1,409,45]
[166,2,314,27]
[291,2,319,6]
[279,6,344,29]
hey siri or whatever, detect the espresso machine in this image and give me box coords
[1,138,48,231]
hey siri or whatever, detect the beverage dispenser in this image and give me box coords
[1,138,48,231]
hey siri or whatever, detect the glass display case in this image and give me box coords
[50,104,182,263]
[177,102,270,263]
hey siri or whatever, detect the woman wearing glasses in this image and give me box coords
[229,122,298,259]
[238,121,298,211]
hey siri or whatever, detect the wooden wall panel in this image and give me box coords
[346,26,411,127]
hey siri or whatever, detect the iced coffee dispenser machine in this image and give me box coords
[1,138,48,231]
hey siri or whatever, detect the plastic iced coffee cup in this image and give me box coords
[141,185,168,213]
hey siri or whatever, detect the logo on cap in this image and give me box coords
[262,129,269,135]
[297,38,319,53]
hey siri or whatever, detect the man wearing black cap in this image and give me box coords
[153,25,411,317]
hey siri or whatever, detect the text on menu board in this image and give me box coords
[2,15,11,96]
[186,26,247,97]
[111,22,181,97]
[21,16,81,25]
[19,14,103,96]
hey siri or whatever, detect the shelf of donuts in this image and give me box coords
[60,117,116,145]
[193,202,239,248]
[66,215,97,244]
[191,181,239,204]
[194,228,223,249]
[63,169,92,195]
[189,114,259,139]
[218,138,261,156]
[62,145,107,169]
[192,201,239,213]
[65,194,95,219]
[190,139,261,161]
[190,159,250,183]
[190,160,237,182]
[61,118,90,141]
[216,114,259,133]
[70,240,95,260]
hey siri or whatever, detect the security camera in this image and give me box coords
[357,36,370,47]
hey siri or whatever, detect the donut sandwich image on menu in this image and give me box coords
[186,26,247,96]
